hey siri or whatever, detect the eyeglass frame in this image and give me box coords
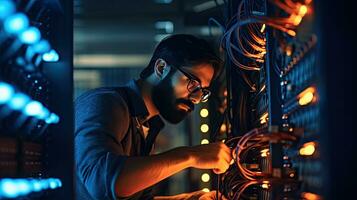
[170,65,211,102]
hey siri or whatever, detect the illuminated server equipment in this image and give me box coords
[0,0,72,199]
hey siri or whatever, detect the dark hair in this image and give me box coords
[140,34,223,80]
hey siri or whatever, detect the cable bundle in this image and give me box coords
[210,0,312,198]
[218,127,296,199]
[219,0,311,91]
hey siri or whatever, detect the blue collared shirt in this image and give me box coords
[75,80,165,200]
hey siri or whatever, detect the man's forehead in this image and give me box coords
[182,64,214,88]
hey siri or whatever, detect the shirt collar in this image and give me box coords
[125,79,149,118]
[124,79,165,130]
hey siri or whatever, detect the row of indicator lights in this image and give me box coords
[243,180,321,199]
[260,142,316,157]
[0,0,59,62]
[201,172,211,192]
[201,108,227,134]
[0,178,62,199]
[199,108,210,192]
[0,82,60,124]
[200,109,210,135]
[200,109,209,134]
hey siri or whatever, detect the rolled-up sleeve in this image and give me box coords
[75,90,130,200]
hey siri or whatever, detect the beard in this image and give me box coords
[152,75,195,124]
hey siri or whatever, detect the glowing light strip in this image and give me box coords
[0,178,62,199]
[0,0,59,63]
[0,82,60,124]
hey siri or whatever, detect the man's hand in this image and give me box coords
[198,191,228,200]
[188,142,232,174]
[115,143,232,197]
[154,190,227,200]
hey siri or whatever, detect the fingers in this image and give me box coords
[213,160,229,174]
[198,191,215,200]
[191,142,233,173]
[230,158,235,165]
[198,190,228,200]
[216,143,232,173]
[213,191,228,200]
[220,143,233,161]
[213,159,229,174]
[221,149,232,165]
[190,190,206,198]
[220,194,228,200]
[213,168,223,174]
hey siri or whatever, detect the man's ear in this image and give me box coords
[154,58,170,79]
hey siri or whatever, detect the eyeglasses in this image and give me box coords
[171,65,211,102]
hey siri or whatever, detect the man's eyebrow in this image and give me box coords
[189,70,211,87]
[181,67,202,83]
[190,73,202,84]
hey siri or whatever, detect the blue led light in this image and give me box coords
[51,114,60,124]
[48,179,57,189]
[15,179,30,196]
[0,82,15,104]
[0,82,59,124]
[38,107,50,120]
[0,179,18,198]
[0,0,15,19]
[47,178,62,189]
[4,13,29,34]
[0,178,63,198]
[56,179,62,187]
[31,180,42,192]
[33,40,51,53]
[45,113,60,124]
[42,49,59,62]
[19,27,41,44]
[7,93,30,110]
[16,57,26,66]
[39,180,49,189]
[24,100,44,117]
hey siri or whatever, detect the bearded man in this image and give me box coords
[75,34,231,200]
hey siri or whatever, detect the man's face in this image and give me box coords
[152,63,214,124]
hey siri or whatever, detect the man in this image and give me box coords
[75,34,232,200]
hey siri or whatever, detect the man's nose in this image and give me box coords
[189,92,202,104]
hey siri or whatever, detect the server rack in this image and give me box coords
[216,0,328,199]
[0,0,73,199]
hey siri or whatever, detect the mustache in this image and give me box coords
[176,99,195,111]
